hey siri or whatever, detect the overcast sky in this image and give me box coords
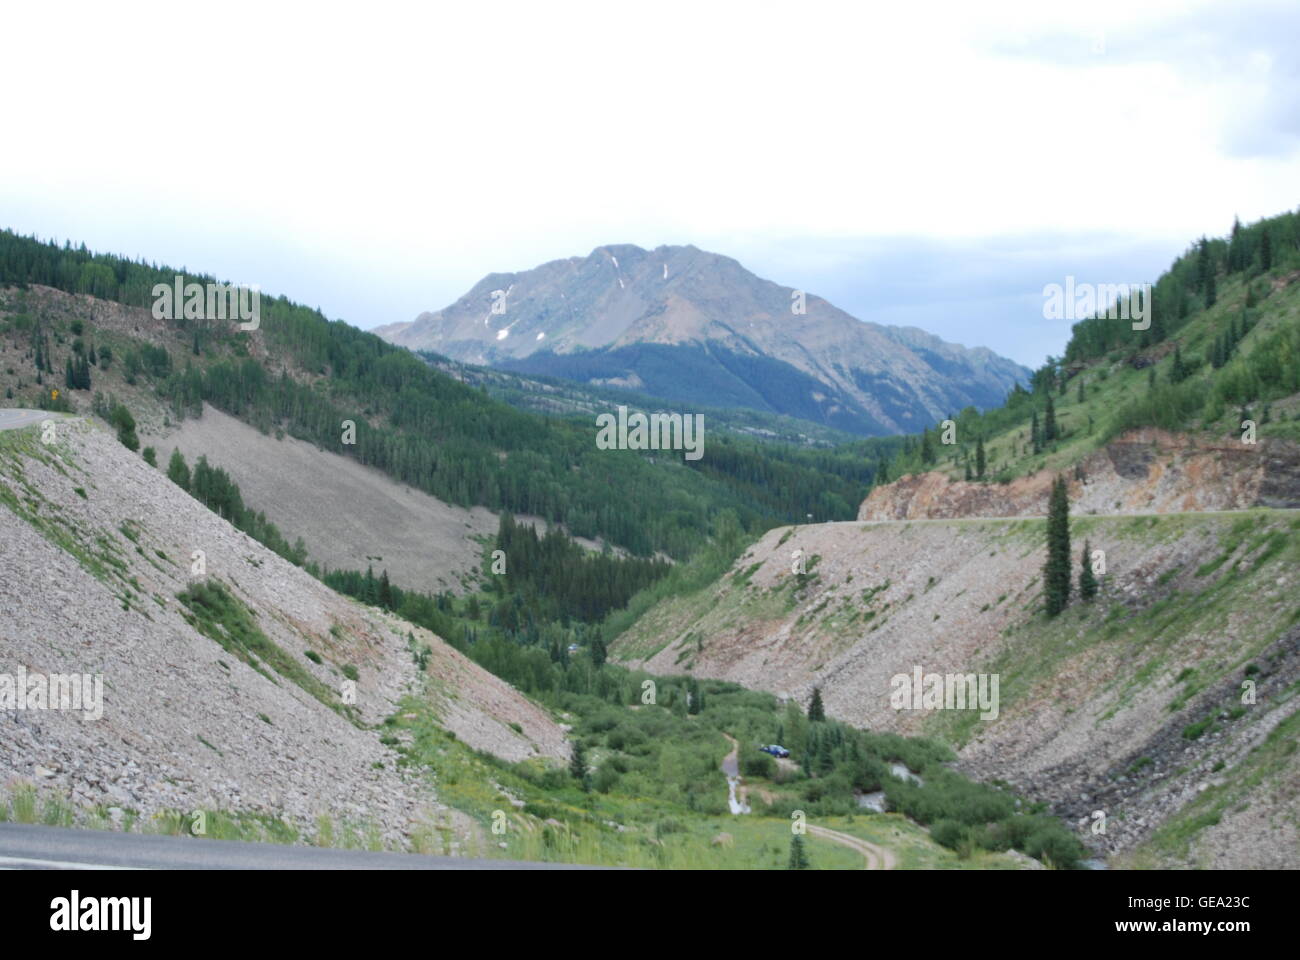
[2,0,1297,368]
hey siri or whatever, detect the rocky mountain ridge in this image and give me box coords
[376,244,1029,435]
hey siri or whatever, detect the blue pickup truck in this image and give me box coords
[759,744,790,758]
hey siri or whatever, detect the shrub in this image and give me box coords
[741,750,776,779]
[593,766,620,794]
[110,402,139,452]
[1023,824,1085,869]
[930,819,966,850]
[1183,717,1214,740]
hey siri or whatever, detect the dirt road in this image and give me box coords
[806,823,898,870]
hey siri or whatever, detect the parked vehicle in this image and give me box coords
[759,744,790,758]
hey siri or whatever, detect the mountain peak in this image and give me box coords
[380,245,1028,435]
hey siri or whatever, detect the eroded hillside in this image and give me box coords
[0,417,566,848]
[150,404,499,595]
[613,511,1300,868]
[862,428,1300,521]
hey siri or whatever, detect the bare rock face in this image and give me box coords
[860,429,1300,521]
[378,244,1029,436]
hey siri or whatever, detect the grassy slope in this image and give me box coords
[923,271,1300,485]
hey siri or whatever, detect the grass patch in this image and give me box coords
[176,580,355,723]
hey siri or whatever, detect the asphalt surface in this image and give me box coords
[0,408,54,432]
[0,824,595,870]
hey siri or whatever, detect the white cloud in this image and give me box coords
[0,0,1295,364]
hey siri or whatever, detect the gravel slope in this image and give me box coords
[149,404,498,596]
[0,418,566,848]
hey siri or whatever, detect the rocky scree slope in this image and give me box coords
[0,417,566,846]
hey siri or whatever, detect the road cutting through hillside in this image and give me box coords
[0,409,53,432]
[721,734,897,869]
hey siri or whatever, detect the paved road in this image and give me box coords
[0,823,596,870]
[0,408,54,432]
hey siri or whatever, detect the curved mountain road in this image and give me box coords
[0,823,598,870]
[0,408,55,432]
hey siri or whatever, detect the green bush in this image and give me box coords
[741,750,776,779]
[930,819,966,850]
[1023,824,1085,869]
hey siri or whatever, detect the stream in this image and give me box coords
[720,735,751,815]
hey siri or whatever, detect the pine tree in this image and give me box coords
[379,569,394,609]
[1077,379,1085,403]
[167,449,191,491]
[964,458,972,482]
[816,736,834,775]
[111,403,139,452]
[1150,307,1167,343]
[1196,237,1212,291]
[920,428,936,465]
[975,436,986,479]
[1043,475,1072,617]
[1261,229,1273,271]
[1031,409,1042,453]
[788,834,810,870]
[570,740,589,791]
[1079,539,1098,602]
[1043,394,1058,444]
[808,686,825,723]
[1227,215,1243,272]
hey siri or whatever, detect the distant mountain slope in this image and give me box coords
[0,244,883,561]
[378,244,1029,435]
[151,403,499,595]
[413,349,868,447]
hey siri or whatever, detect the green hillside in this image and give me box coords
[0,229,892,561]
[879,210,1300,486]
